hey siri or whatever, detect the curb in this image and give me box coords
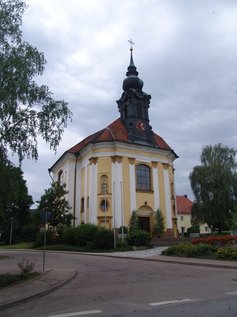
[0,270,78,310]
[73,252,237,270]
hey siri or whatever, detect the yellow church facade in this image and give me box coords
[50,48,178,238]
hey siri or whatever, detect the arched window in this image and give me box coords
[136,164,151,191]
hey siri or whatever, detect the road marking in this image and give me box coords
[49,310,102,317]
[226,291,237,295]
[150,298,192,306]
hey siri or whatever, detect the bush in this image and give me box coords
[161,242,217,257]
[154,209,165,237]
[187,226,200,234]
[94,228,114,250]
[74,224,98,247]
[217,247,237,260]
[34,230,59,247]
[192,235,237,246]
[20,224,38,242]
[127,229,151,246]
[62,227,77,245]
[119,226,128,234]
[0,273,19,288]
[17,258,35,279]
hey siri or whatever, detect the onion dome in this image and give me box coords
[122,47,144,91]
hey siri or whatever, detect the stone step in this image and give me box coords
[151,237,191,246]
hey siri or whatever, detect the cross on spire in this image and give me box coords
[128,39,135,51]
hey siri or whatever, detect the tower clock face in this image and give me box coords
[136,120,145,132]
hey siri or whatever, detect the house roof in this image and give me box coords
[176,195,193,215]
[49,118,178,172]
[67,118,176,154]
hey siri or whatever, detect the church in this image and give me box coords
[49,47,178,238]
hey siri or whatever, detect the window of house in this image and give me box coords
[136,164,151,191]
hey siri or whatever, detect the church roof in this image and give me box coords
[176,195,193,215]
[67,117,176,155]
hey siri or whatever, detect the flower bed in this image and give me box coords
[192,235,237,246]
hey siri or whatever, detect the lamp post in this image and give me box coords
[9,217,14,246]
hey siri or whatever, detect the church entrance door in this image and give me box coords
[138,217,150,233]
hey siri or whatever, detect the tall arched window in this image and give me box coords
[136,164,151,191]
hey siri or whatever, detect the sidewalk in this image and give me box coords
[0,269,77,310]
[0,248,237,310]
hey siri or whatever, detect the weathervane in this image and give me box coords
[128,39,135,51]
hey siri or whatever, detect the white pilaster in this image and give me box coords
[75,162,81,225]
[152,166,160,211]
[163,168,172,228]
[84,165,87,223]
[129,163,136,212]
[112,161,123,228]
[89,162,97,224]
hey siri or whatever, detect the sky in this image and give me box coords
[16,0,237,205]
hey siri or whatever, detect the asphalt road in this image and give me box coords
[1,250,237,317]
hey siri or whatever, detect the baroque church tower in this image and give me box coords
[50,47,178,238]
[117,47,154,145]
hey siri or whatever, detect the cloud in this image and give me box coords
[14,0,237,203]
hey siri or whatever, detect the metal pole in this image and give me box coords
[9,217,14,246]
[43,211,47,272]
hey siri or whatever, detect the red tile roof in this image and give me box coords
[176,195,193,215]
[67,118,174,154]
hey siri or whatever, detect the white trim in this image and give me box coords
[129,163,136,211]
[91,151,171,165]
[89,163,97,224]
[75,162,81,225]
[84,165,87,223]
[112,161,122,227]
[163,168,172,228]
[152,166,159,210]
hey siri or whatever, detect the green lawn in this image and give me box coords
[0,272,39,289]
[0,242,34,249]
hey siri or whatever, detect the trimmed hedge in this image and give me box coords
[94,228,114,249]
[161,242,217,257]
[74,224,98,247]
[62,225,115,250]
[217,247,237,260]
[62,227,77,245]
[127,230,151,247]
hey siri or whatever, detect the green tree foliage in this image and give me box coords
[0,149,33,242]
[154,209,165,237]
[129,210,140,233]
[0,0,72,161]
[37,182,72,234]
[189,143,237,233]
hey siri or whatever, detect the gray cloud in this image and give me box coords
[16,0,237,204]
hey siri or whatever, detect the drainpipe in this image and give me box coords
[48,169,54,183]
[73,152,80,228]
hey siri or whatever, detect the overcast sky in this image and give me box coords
[16,0,237,206]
